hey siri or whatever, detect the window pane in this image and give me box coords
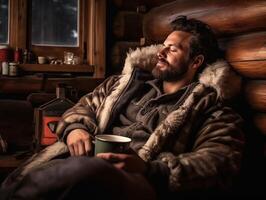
[31,0,79,47]
[0,0,9,44]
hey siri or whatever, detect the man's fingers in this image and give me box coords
[96,153,128,162]
[68,144,75,156]
[84,139,92,156]
[66,129,93,156]
[73,143,79,156]
[97,153,126,170]
[113,162,126,170]
[68,139,91,156]
[77,140,86,156]
[96,153,116,162]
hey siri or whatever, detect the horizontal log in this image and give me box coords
[245,80,266,112]
[111,41,140,73]
[41,77,104,96]
[224,32,266,62]
[229,60,266,79]
[112,0,143,11]
[112,0,174,11]
[0,76,42,94]
[0,76,104,96]
[113,12,143,40]
[253,113,266,136]
[143,0,266,43]
[144,0,176,8]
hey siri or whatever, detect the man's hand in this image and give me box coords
[66,129,94,156]
[96,152,147,174]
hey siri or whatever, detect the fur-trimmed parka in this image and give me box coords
[2,45,245,194]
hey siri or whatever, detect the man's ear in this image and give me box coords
[191,55,204,70]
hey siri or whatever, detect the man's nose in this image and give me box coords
[157,47,167,58]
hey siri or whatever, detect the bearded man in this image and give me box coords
[2,16,244,199]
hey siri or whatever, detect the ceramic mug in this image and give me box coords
[94,134,131,155]
[38,56,47,64]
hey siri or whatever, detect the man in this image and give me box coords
[2,16,244,199]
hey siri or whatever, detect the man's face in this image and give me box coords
[152,31,193,81]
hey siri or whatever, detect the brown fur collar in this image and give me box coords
[123,45,242,101]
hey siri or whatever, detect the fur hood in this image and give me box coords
[123,44,242,101]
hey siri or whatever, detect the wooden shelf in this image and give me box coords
[0,76,105,95]
[19,64,94,73]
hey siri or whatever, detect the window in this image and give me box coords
[1,0,106,77]
[0,0,9,44]
[31,0,78,47]
[30,0,82,61]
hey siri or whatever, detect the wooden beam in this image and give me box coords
[245,80,266,112]
[225,32,266,62]
[9,0,28,49]
[0,76,104,95]
[143,0,266,43]
[19,64,94,73]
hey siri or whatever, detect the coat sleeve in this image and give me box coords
[56,75,120,141]
[147,107,245,193]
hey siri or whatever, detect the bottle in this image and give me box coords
[22,49,28,64]
[14,47,22,63]
[2,61,9,76]
[35,84,75,151]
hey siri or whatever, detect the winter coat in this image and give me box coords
[2,45,245,194]
[55,45,244,193]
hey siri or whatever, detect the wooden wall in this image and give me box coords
[108,0,176,74]
[143,0,266,182]
[109,0,266,140]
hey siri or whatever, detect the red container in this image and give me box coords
[42,116,61,145]
[35,84,75,150]
[0,47,9,62]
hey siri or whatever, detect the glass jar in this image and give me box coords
[9,62,18,76]
[2,61,9,76]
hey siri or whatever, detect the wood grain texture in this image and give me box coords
[229,60,266,79]
[9,0,27,49]
[253,113,266,136]
[113,11,143,40]
[224,32,266,62]
[143,0,266,43]
[221,32,266,78]
[0,76,104,95]
[111,41,140,73]
[245,80,266,112]
[112,0,143,11]
[92,0,106,78]
[112,0,175,11]
[19,64,94,73]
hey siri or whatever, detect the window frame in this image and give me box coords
[30,0,83,59]
[0,0,10,44]
[7,0,106,78]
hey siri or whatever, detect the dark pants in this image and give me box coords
[1,157,156,200]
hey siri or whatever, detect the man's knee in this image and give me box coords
[5,157,117,199]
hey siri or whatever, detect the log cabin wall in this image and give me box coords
[143,0,266,193]
[109,0,266,142]
[108,0,176,75]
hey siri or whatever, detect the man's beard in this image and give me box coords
[152,61,189,81]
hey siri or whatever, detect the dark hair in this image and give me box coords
[170,16,220,67]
